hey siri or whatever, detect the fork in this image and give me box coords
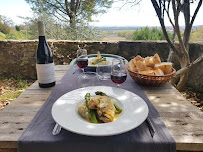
[52,123,61,135]
[146,117,155,138]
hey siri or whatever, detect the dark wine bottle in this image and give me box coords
[36,21,55,88]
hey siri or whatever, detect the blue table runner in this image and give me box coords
[18,65,176,152]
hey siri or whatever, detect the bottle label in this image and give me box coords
[36,63,55,84]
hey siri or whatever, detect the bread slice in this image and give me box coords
[131,56,148,71]
[155,62,173,74]
[136,60,148,71]
[145,56,155,67]
[129,59,138,72]
[153,53,161,64]
[154,68,165,76]
[134,55,145,62]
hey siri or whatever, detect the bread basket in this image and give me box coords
[128,66,176,86]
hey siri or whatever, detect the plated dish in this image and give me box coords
[88,57,114,67]
[51,86,149,136]
[78,91,122,123]
[89,52,110,66]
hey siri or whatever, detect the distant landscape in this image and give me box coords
[94,25,203,32]
[94,25,203,42]
[0,15,203,42]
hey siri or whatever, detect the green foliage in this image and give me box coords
[0,32,6,40]
[25,0,113,32]
[190,26,203,42]
[0,13,99,40]
[0,15,12,34]
[133,27,172,40]
[0,23,11,34]
[5,29,31,40]
[0,78,34,102]
[22,13,99,40]
[116,27,173,41]
[15,25,21,31]
[117,31,134,40]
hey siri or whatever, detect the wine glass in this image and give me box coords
[76,47,88,72]
[111,58,127,87]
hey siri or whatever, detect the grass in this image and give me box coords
[0,77,34,110]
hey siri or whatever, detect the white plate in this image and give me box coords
[51,86,149,136]
[88,57,114,67]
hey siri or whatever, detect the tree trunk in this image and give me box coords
[167,29,176,62]
[69,15,77,40]
[176,70,189,90]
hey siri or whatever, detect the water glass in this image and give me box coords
[78,72,99,88]
[96,65,111,80]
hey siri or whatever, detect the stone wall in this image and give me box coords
[0,40,202,91]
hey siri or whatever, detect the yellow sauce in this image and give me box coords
[113,113,120,121]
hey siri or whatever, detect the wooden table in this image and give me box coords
[0,65,202,152]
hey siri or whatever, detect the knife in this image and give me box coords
[146,117,155,138]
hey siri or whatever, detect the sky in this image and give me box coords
[0,0,203,27]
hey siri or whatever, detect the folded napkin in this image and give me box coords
[18,65,176,152]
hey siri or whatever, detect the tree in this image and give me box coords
[132,27,172,40]
[21,13,98,40]
[151,0,203,91]
[15,25,21,31]
[25,0,113,39]
[0,15,12,34]
[22,14,68,40]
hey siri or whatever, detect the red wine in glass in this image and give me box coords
[77,59,88,69]
[77,48,88,72]
[111,72,127,84]
[111,58,127,87]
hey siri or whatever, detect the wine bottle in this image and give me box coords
[36,21,55,88]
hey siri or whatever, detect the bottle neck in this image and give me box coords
[39,36,45,39]
[38,21,45,36]
[38,36,46,44]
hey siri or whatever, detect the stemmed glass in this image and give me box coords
[111,58,127,87]
[76,47,88,72]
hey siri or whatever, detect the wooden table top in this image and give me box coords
[0,65,202,152]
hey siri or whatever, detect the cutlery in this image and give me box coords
[73,68,76,74]
[52,123,61,135]
[146,117,155,138]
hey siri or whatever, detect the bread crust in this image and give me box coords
[155,62,173,74]
[129,54,173,76]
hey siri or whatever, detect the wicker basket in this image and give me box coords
[128,66,176,86]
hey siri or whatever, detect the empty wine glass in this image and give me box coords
[111,58,127,87]
[77,47,88,72]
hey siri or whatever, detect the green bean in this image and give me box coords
[95,91,107,96]
[92,57,106,65]
[114,104,122,113]
[85,93,98,123]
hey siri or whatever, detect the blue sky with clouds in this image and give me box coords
[0,0,202,27]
